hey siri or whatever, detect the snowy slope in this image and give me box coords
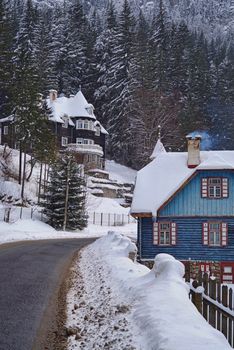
[105,160,137,184]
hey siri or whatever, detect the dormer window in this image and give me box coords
[95,126,100,136]
[201,177,228,198]
[62,118,68,128]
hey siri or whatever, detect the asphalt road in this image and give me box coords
[0,238,94,350]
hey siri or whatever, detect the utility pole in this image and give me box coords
[63,156,70,231]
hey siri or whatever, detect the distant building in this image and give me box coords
[0,89,108,170]
[131,134,234,283]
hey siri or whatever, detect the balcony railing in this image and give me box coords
[67,143,104,156]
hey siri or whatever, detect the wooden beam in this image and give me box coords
[130,212,152,218]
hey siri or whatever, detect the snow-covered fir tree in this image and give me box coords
[43,154,88,231]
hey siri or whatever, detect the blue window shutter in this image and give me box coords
[201,178,208,198]
[153,222,159,245]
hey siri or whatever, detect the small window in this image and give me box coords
[61,137,68,146]
[4,126,8,135]
[208,178,222,198]
[209,223,221,246]
[159,223,171,245]
[76,138,83,144]
[62,119,68,128]
[95,126,100,136]
[76,120,83,129]
[224,266,232,274]
[89,121,94,130]
[84,121,89,129]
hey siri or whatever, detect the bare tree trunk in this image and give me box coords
[21,150,27,201]
[38,163,43,204]
[63,159,70,231]
[19,142,22,185]
[26,155,36,182]
[43,164,47,192]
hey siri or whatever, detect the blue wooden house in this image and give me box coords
[131,135,234,283]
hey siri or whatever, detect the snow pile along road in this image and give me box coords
[67,232,232,350]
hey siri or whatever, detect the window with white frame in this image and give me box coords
[62,118,68,128]
[202,222,228,246]
[84,120,89,129]
[76,120,83,129]
[153,222,177,246]
[159,223,171,245]
[209,223,221,246]
[76,138,83,144]
[208,178,222,198]
[76,119,94,130]
[3,126,8,135]
[95,126,100,136]
[61,137,68,146]
[201,177,228,198]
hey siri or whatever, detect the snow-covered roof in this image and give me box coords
[94,121,109,135]
[150,139,166,160]
[0,115,14,123]
[131,151,234,216]
[47,90,97,121]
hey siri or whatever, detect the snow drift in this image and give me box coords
[87,232,231,350]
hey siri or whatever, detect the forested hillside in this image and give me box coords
[1,0,234,169]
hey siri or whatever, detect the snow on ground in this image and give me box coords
[86,193,130,214]
[0,206,136,245]
[105,159,137,184]
[66,232,231,350]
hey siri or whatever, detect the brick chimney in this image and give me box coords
[186,134,202,168]
[49,89,57,101]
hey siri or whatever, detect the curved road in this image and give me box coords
[0,238,94,350]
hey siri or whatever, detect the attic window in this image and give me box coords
[95,126,100,136]
[3,126,8,135]
[62,118,68,128]
[208,178,222,198]
[201,177,228,198]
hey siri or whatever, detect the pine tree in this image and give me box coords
[62,0,87,95]
[149,0,170,93]
[0,0,14,119]
[43,154,88,230]
[94,1,118,126]
[108,0,135,165]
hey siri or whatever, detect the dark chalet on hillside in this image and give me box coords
[131,134,234,283]
[0,89,108,170]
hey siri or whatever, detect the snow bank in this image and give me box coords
[105,160,137,184]
[87,233,231,350]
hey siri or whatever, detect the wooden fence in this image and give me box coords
[88,212,136,226]
[189,272,234,347]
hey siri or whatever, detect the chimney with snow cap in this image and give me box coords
[49,89,57,102]
[186,133,202,168]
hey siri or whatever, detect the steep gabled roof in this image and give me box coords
[131,151,234,216]
[47,90,96,121]
[150,139,166,160]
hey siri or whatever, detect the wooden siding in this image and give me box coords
[140,217,234,261]
[160,170,234,217]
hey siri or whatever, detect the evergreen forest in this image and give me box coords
[1,0,234,169]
